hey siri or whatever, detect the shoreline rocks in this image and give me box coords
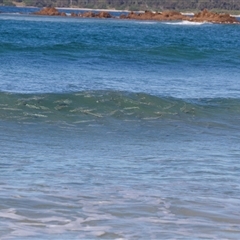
[190,9,238,23]
[120,9,239,23]
[34,7,66,16]
[120,10,189,21]
[33,7,239,24]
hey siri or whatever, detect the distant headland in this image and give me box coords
[33,7,240,24]
[2,0,240,15]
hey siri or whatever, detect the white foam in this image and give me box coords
[137,21,157,25]
[1,186,237,239]
[165,20,209,25]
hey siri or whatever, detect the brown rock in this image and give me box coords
[71,12,77,17]
[119,14,127,19]
[60,12,67,17]
[161,11,188,20]
[122,10,188,21]
[96,11,112,18]
[191,9,239,24]
[79,11,112,19]
[81,11,96,18]
[33,7,239,24]
[34,7,62,16]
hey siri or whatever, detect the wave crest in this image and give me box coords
[0,91,239,124]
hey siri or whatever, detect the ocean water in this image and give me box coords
[1,8,240,239]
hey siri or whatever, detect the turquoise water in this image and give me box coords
[0,8,240,239]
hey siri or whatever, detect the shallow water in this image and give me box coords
[0,8,240,239]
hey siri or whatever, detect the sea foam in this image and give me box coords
[165,20,209,25]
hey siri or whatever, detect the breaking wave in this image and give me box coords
[0,91,239,124]
[164,20,209,25]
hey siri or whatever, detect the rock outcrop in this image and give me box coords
[97,11,112,18]
[79,11,112,18]
[34,7,66,16]
[120,10,188,21]
[190,9,238,24]
[120,9,239,23]
[33,8,239,24]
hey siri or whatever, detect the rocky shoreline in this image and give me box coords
[34,7,239,24]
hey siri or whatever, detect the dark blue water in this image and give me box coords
[0,8,240,239]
